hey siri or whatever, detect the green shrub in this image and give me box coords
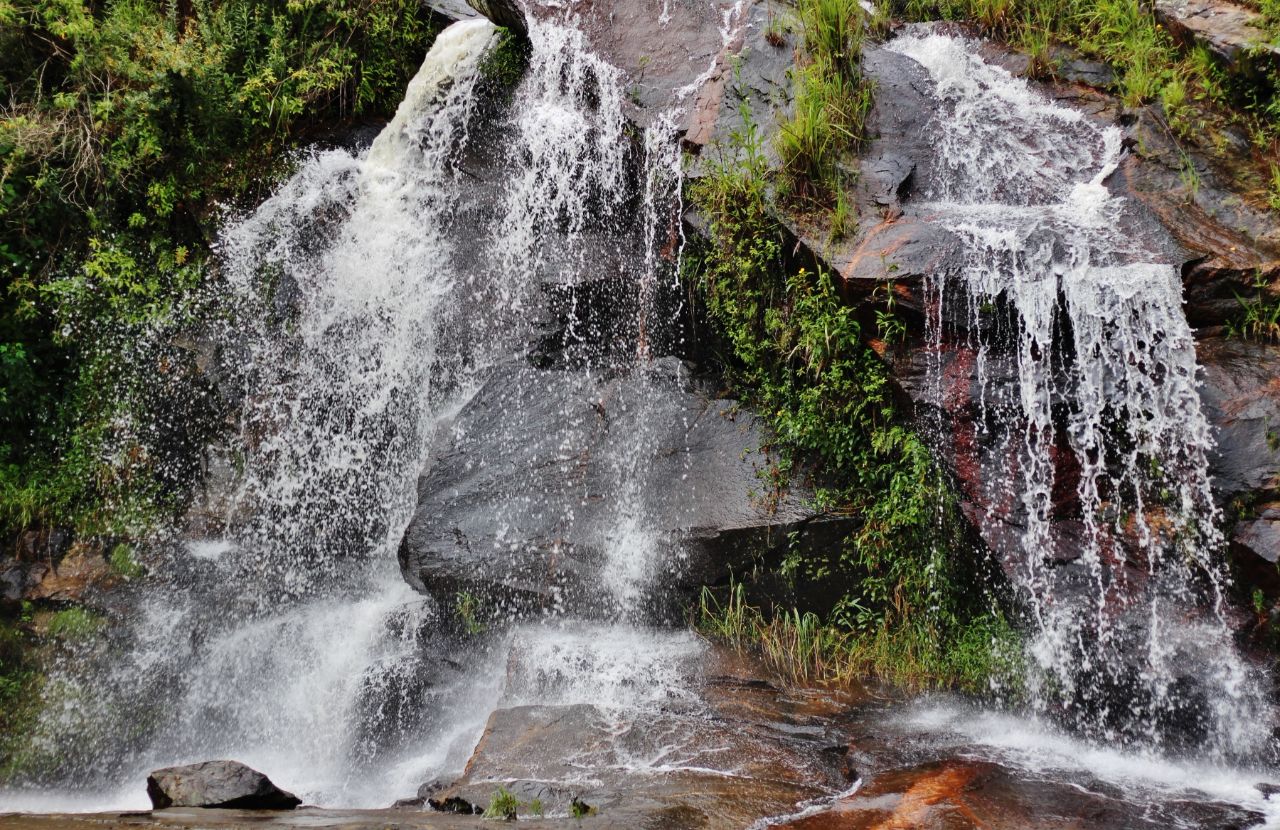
[688,111,1013,690]
[483,787,518,820]
[0,0,439,538]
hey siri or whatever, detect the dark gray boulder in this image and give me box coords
[399,357,852,620]
[145,760,301,810]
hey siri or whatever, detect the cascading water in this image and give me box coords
[14,19,506,806]
[8,6,715,810]
[887,31,1275,758]
[16,4,1277,822]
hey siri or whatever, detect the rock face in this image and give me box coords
[399,357,851,619]
[145,761,301,810]
[1155,0,1280,74]
[781,25,1280,614]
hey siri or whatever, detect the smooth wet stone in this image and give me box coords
[399,356,854,619]
[765,759,1267,829]
[425,645,856,827]
[145,761,301,810]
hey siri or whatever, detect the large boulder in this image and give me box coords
[145,760,301,810]
[399,357,853,620]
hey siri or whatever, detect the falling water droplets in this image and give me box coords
[890,31,1274,759]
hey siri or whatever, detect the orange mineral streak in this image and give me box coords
[868,765,982,830]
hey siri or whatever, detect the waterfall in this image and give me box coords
[17,19,503,807]
[12,7,706,807]
[887,32,1275,759]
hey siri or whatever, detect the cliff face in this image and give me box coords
[425,0,1280,635]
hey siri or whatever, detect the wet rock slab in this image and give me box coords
[765,759,1267,829]
[425,645,859,827]
[399,356,851,618]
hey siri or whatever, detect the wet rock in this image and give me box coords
[423,0,481,22]
[683,0,798,165]
[22,542,116,604]
[466,0,524,34]
[1233,505,1280,593]
[768,759,1267,829]
[1155,0,1280,74]
[399,357,852,619]
[464,0,731,126]
[426,794,480,814]
[796,44,960,306]
[425,645,853,827]
[1196,336,1280,498]
[145,760,301,810]
[1198,336,1280,605]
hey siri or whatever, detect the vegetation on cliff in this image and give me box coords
[0,0,440,776]
[686,7,1019,687]
[0,0,438,540]
[688,0,1280,692]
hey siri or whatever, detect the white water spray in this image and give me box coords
[888,32,1274,757]
[16,19,502,808]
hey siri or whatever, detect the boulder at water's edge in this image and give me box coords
[146,760,301,810]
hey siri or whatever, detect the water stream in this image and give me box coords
[889,30,1275,759]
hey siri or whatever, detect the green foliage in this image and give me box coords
[45,607,102,641]
[569,797,596,819]
[777,0,874,209]
[455,590,486,636]
[108,542,144,579]
[478,27,530,95]
[689,113,1013,690]
[483,787,519,821]
[0,0,438,537]
[1226,271,1280,341]
[1256,0,1280,41]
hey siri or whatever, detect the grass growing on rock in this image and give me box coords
[777,0,876,228]
[697,582,1022,693]
[686,98,1017,692]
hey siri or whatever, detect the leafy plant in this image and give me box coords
[455,591,486,636]
[1226,271,1280,342]
[108,543,144,580]
[0,0,439,539]
[570,797,596,819]
[483,787,518,820]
